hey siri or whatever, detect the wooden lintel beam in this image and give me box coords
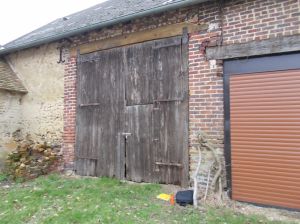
[70,22,208,56]
[206,35,300,60]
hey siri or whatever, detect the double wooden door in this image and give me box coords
[75,36,188,186]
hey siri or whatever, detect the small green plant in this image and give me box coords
[0,173,8,182]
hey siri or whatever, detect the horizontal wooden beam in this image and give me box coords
[70,22,208,56]
[206,35,300,60]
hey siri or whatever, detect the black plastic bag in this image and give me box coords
[175,190,194,206]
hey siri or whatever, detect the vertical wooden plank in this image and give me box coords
[152,35,189,186]
[125,105,154,182]
[123,40,155,182]
[181,28,190,187]
[75,58,99,176]
[94,47,125,178]
[125,41,154,105]
[153,36,183,101]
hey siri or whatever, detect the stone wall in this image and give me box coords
[0,90,23,170]
[7,43,64,144]
[0,43,64,171]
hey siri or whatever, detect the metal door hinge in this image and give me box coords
[155,162,182,167]
[79,103,100,107]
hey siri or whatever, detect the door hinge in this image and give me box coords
[154,98,183,103]
[79,103,100,107]
[155,162,182,167]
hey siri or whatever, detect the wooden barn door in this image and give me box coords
[152,36,188,185]
[124,36,189,185]
[75,35,188,186]
[75,48,125,178]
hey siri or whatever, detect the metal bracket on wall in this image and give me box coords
[57,46,65,64]
[182,27,188,45]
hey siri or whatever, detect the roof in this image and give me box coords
[0,59,27,93]
[0,0,209,55]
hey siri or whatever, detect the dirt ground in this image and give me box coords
[160,184,300,224]
[231,201,300,224]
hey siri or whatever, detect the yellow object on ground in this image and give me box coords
[157,193,171,201]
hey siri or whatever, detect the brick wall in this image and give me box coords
[223,0,300,44]
[63,0,300,184]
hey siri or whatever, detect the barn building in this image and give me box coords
[0,0,299,210]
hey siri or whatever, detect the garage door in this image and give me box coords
[225,54,300,210]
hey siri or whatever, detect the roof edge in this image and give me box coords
[0,87,28,94]
[0,0,210,56]
[0,58,28,93]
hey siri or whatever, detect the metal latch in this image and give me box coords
[122,133,132,139]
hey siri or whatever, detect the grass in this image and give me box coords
[0,172,8,182]
[0,174,293,224]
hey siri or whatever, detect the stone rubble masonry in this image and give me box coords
[0,43,64,171]
[0,90,23,170]
[62,0,300,183]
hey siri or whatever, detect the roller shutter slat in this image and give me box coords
[233,191,300,206]
[230,88,300,96]
[232,156,300,163]
[233,176,300,188]
[233,171,300,182]
[233,151,300,158]
[230,69,300,210]
[233,184,300,198]
[233,195,300,209]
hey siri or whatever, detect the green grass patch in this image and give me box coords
[206,207,289,224]
[0,174,293,224]
[0,173,8,182]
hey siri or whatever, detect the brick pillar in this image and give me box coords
[63,56,77,170]
[188,31,224,179]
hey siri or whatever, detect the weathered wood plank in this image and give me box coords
[181,27,190,187]
[152,36,188,186]
[125,105,154,183]
[124,40,154,105]
[206,35,300,60]
[70,22,208,56]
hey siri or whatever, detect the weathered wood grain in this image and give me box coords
[206,35,300,60]
[75,47,125,178]
[70,22,207,56]
[76,35,189,186]
[124,40,154,106]
[152,36,188,186]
